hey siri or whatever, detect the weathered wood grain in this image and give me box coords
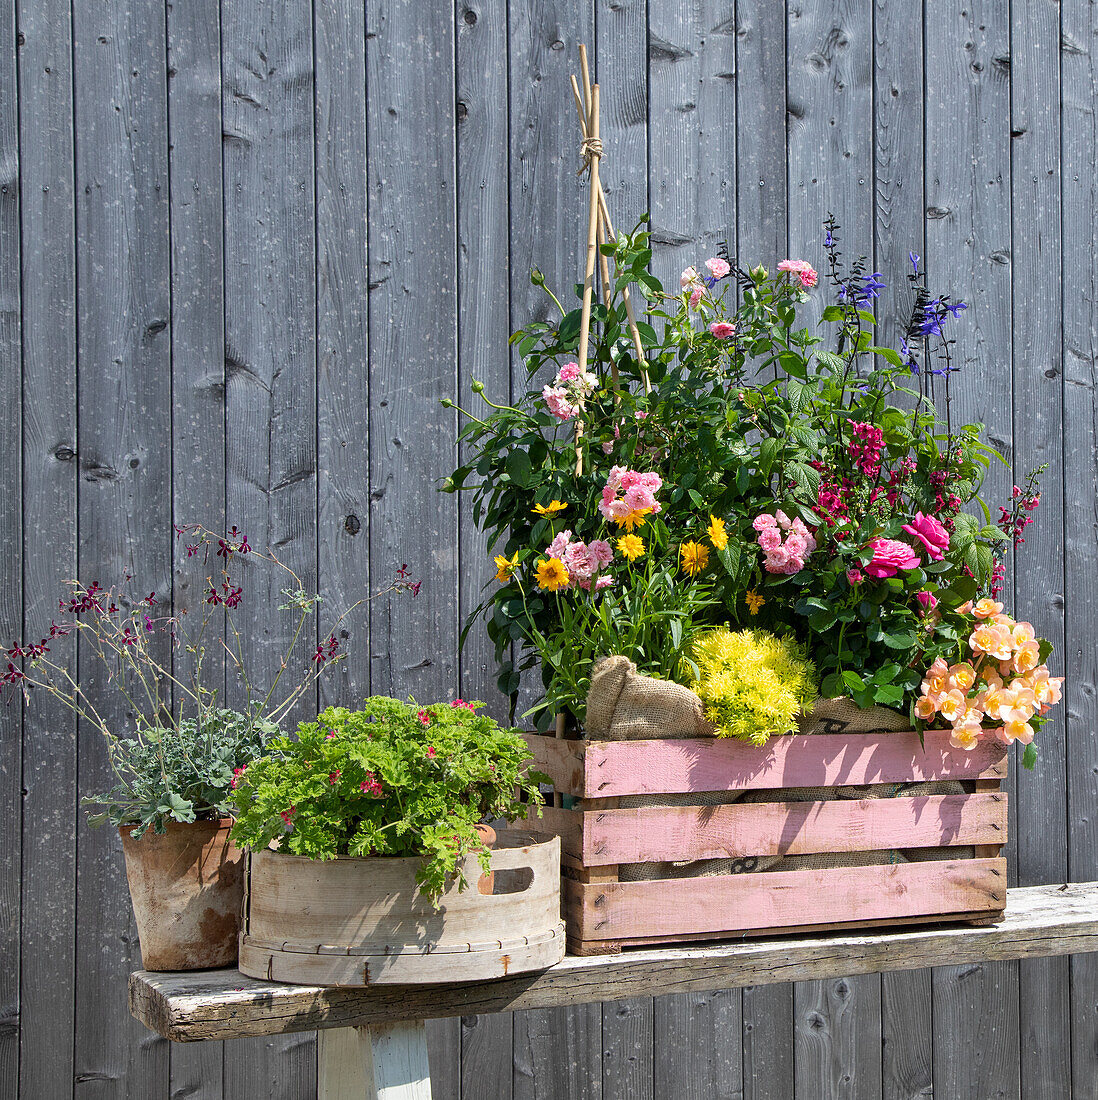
[316,0,370,716]
[573,792,1006,865]
[165,0,228,1094]
[795,974,881,1100]
[526,730,1007,798]
[0,0,19,1093]
[735,0,788,269]
[455,4,516,1089]
[603,996,653,1100]
[129,881,1098,1042]
[1009,5,1070,1100]
[647,0,736,291]
[14,0,79,1093]
[654,991,740,1100]
[221,0,319,1093]
[1061,1,1098,1095]
[924,4,1020,1099]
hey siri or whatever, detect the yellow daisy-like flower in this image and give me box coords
[707,515,728,551]
[617,533,645,562]
[533,500,568,517]
[535,557,570,592]
[616,507,651,532]
[745,589,765,615]
[493,552,519,583]
[680,541,709,577]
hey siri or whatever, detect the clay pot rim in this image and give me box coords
[118,815,235,838]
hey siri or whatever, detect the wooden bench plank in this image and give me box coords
[130,882,1098,1042]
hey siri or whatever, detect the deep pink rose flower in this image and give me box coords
[916,590,938,611]
[902,511,950,562]
[865,537,921,579]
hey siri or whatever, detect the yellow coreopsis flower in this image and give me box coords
[535,557,570,592]
[707,515,728,551]
[616,507,651,532]
[745,589,765,615]
[493,552,519,583]
[680,541,709,577]
[533,500,568,517]
[617,533,645,562]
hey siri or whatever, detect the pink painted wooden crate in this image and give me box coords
[518,730,1008,955]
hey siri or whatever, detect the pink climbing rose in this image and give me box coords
[902,511,950,562]
[865,537,921,579]
[777,259,819,289]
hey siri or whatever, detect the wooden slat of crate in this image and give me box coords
[566,791,1006,866]
[563,858,1007,943]
[523,730,1007,799]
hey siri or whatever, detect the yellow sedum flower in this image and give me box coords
[493,552,519,583]
[535,557,570,592]
[680,541,709,577]
[745,589,765,615]
[617,533,645,562]
[533,500,568,516]
[687,627,818,746]
[707,515,728,551]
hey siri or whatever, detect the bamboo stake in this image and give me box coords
[574,82,601,478]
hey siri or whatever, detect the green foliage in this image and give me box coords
[229,698,545,900]
[688,628,819,745]
[84,708,279,836]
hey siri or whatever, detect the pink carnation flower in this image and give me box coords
[709,321,735,339]
[865,537,921,579]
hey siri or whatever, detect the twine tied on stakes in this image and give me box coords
[568,45,650,484]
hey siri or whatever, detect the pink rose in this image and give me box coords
[774,510,792,530]
[764,546,791,572]
[557,361,581,383]
[902,512,950,562]
[680,267,699,288]
[758,527,782,552]
[916,590,938,611]
[689,285,704,310]
[865,537,921,579]
[777,259,819,289]
[709,321,735,339]
[705,257,731,279]
[752,514,778,531]
[847,567,863,585]
[547,530,572,559]
[588,539,614,568]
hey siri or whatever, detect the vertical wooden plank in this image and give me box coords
[366,0,459,1094]
[925,3,1018,1094]
[15,0,78,1093]
[603,998,653,1100]
[316,0,370,713]
[787,0,874,324]
[71,0,173,1095]
[595,7,655,1094]
[166,0,227,1092]
[874,7,932,1096]
[221,0,318,1093]
[454,6,512,1096]
[1010,3,1070,1099]
[0,0,20,1090]
[735,0,788,267]
[787,6,881,1095]
[742,983,795,1100]
[1062,0,1098,1095]
[647,0,737,291]
[795,977,882,1100]
[735,5,792,1092]
[514,1004,603,1100]
[506,6,601,1096]
[653,991,740,1100]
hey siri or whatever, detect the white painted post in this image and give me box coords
[318,1021,434,1100]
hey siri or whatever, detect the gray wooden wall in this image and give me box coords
[1,0,1095,1097]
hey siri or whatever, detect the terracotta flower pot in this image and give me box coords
[119,818,244,971]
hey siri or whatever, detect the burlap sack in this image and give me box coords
[585,655,716,740]
[586,659,971,882]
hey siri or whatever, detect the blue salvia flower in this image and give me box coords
[839,272,886,304]
[909,251,920,274]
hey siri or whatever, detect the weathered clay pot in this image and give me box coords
[120,818,244,971]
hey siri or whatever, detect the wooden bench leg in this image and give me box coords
[318,1021,433,1100]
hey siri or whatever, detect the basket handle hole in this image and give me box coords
[478,866,534,896]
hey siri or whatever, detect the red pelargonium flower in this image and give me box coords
[427,746,437,759]
[450,698,475,712]
[328,770,341,785]
[417,709,430,726]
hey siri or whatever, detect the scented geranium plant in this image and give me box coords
[229,698,545,900]
[1,525,421,834]
[446,216,1062,759]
